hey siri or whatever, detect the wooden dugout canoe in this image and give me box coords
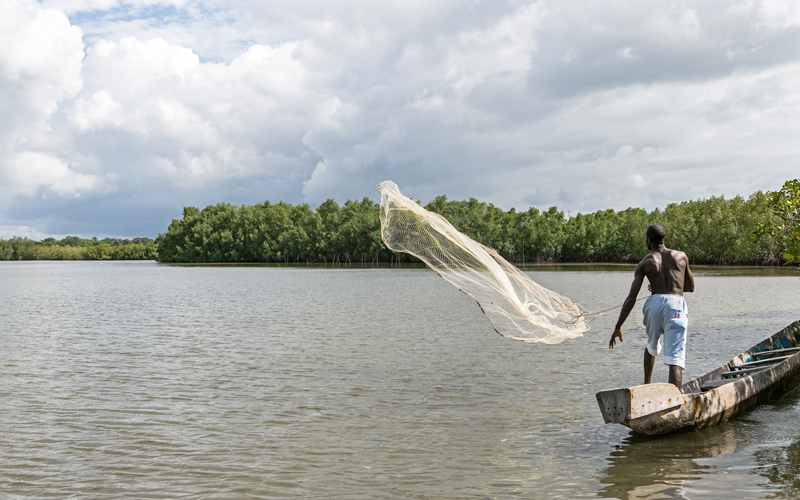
[596,319,800,436]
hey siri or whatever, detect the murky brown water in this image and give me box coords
[1,261,799,499]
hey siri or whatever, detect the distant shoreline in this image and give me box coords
[2,259,795,271]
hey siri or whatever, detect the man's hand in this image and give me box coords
[609,328,623,349]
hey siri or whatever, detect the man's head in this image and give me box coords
[646,224,666,249]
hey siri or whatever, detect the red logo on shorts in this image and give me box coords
[673,312,681,319]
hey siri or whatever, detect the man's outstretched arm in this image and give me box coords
[609,266,646,349]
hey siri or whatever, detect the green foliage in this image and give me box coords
[153,185,790,265]
[155,201,331,263]
[425,192,777,265]
[653,193,780,265]
[0,238,14,260]
[156,197,396,264]
[754,179,800,264]
[0,236,158,261]
[9,181,789,264]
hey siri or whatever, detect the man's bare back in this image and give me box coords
[607,224,694,390]
[640,247,693,296]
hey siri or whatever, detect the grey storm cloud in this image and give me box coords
[1,0,800,238]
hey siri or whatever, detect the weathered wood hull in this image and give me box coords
[597,320,800,436]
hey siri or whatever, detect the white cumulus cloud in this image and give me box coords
[0,0,87,207]
[2,0,800,238]
[5,151,110,197]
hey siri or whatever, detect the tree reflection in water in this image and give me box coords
[753,440,800,499]
[747,386,800,499]
[598,424,741,499]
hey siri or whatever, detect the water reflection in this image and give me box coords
[162,261,800,278]
[598,425,742,500]
[749,389,800,499]
[520,263,798,276]
[753,439,800,498]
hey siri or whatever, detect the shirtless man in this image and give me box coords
[608,224,695,391]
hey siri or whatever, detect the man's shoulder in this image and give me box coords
[639,251,659,263]
[636,252,658,271]
[669,248,689,261]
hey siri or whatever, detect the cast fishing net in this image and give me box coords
[378,180,589,344]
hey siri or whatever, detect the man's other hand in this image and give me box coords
[609,328,623,349]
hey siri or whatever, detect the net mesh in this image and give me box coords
[378,180,589,344]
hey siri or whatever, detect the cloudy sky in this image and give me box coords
[1,0,799,239]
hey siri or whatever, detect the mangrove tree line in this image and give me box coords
[0,236,157,261]
[155,185,793,265]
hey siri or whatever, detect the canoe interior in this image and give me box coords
[684,320,800,395]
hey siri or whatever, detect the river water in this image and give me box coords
[1,261,799,499]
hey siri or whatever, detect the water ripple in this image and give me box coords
[1,261,798,498]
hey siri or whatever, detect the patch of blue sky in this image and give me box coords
[65,3,259,62]
[67,4,189,26]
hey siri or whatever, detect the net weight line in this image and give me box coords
[577,295,649,322]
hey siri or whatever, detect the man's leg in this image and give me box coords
[642,296,661,385]
[668,364,683,391]
[663,298,687,392]
[643,348,655,384]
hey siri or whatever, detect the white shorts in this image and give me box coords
[642,294,688,368]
